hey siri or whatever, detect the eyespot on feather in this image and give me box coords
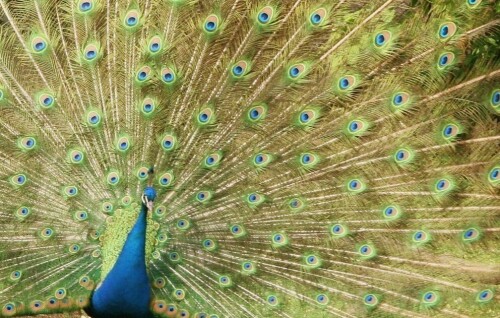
[412,230,431,246]
[165,303,178,317]
[438,22,457,40]
[296,107,321,128]
[202,238,217,251]
[30,300,45,313]
[85,110,102,127]
[433,177,454,194]
[374,30,392,47]
[252,152,273,169]
[124,10,140,28]
[231,60,250,79]
[37,92,56,109]
[176,218,190,230]
[358,243,376,259]
[68,149,85,164]
[271,232,289,248]
[196,190,213,203]
[363,294,380,308]
[46,297,60,310]
[346,119,368,136]
[106,171,120,186]
[461,227,481,242]
[267,295,279,307]
[10,174,27,187]
[299,152,319,169]
[346,178,366,193]
[393,147,414,165]
[315,293,329,305]
[304,254,322,269]
[140,97,156,116]
[79,275,91,288]
[488,166,499,184]
[54,288,66,300]
[230,224,246,238]
[203,151,223,169]
[330,224,349,238]
[63,185,78,197]
[476,289,493,303]
[0,87,6,103]
[2,303,16,316]
[241,260,256,275]
[309,8,327,26]
[161,67,176,85]
[9,270,22,282]
[83,43,100,62]
[441,122,461,141]
[391,92,410,108]
[256,6,275,25]
[203,14,220,34]
[136,166,150,181]
[287,63,307,80]
[172,288,185,300]
[101,201,113,213]
[39,227,55,240]
[338,75,356,90]
[196,107,215,125]
[168,251,181,264]
[152,300,167,314]
[76,0,97,14]
[155,205,167,217]
[382,205,402,220]
[218,275,232,288]
[245,192,265,207]
[74,211,88,222]
[421,291,440,307]
[116,136,131,152]
[160,133,176,151]
[135,65,152,84]
[437,52,455,69]
[153,277,166,289]
[16,206,31,220]
[246,104,267,123]
[148,35,163,54]
[158,171,174,187]
[18,137,37,151]
[288,197,306,213]
[157,232,168,244]
[68,243,81,254]
[31,36,48,53]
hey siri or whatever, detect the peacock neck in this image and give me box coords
[89,204,153,318]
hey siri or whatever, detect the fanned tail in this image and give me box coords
[0,0,499,317]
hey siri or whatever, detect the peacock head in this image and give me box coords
[144,187,157,202]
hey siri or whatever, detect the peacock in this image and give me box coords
[0,0,499,317]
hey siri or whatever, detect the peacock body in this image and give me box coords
[0,0,499,317]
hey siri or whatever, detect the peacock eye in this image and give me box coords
[259,12,269,23]
[206,22,215,30]
[81,2,91,10]
[204,15,220,34]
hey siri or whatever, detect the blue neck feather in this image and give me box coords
[88,204,153,318]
